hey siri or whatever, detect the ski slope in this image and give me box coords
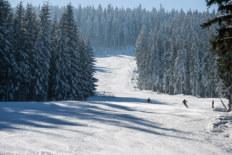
[0,54,231,155]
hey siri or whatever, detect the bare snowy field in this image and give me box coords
[0,54,231,155]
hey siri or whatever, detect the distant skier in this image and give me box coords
[212,100,215,109]
[147,98,151,103]
[182,99,188,108]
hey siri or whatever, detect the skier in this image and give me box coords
[147,98,151,103]
[212,100,215,109]
[183,99,188,108]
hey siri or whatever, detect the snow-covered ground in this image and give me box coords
[0,54,231,155]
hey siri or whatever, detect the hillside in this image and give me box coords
[0,54,231,155]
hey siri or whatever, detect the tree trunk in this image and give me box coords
[228,88,232,112]
[228,94,232,112]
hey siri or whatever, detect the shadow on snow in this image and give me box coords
[0,98,195,141]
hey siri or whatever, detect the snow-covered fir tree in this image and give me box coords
[12,2,29,100]
[55,4,82,100]
[135,26,150,90]
[33,3,51,101]
[78,40,97,99]
[0,0,15,100]
[47,18,59,100]
[21,4,39,100]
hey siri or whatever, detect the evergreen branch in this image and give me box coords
[217,36,232,41]
[201,14,232,28]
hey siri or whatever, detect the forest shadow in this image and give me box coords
[0,101,195,141]
[0,102,82,131]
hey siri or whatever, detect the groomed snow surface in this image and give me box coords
[0,53,231,155]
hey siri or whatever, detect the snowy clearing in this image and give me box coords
[0,55,231,155]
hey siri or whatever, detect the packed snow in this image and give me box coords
[0,54,231,155]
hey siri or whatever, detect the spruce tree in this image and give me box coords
[56,4,82,100]
[12,2,29,100]
[79,40,96,99]
[33,3,51,101]
[23,4,39,100]
[47,18,59,100]
[0,0,15,100]
[85,41,97,96]
[135,26,149,89]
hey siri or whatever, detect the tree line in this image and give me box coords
[0,0,96,101]
[47,4,153,49]
[135,9,224,98]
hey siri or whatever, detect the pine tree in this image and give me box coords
[202,0,232,111]
[56,4,82,100]
[0,0,15,100]
[12,2,29,100]
[47,18,59,100]
[33,3,51,101]
[79,40,96,99]
[135,26,150,89]
[85,41,97,96]
[23,4,39,100]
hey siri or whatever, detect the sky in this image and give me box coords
[8,0,210,12]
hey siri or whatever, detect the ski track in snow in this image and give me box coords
[0,54,231,155]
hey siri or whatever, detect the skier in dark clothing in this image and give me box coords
[147,98,151,103]
[212,100,215,109]
[183,99,188,108]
